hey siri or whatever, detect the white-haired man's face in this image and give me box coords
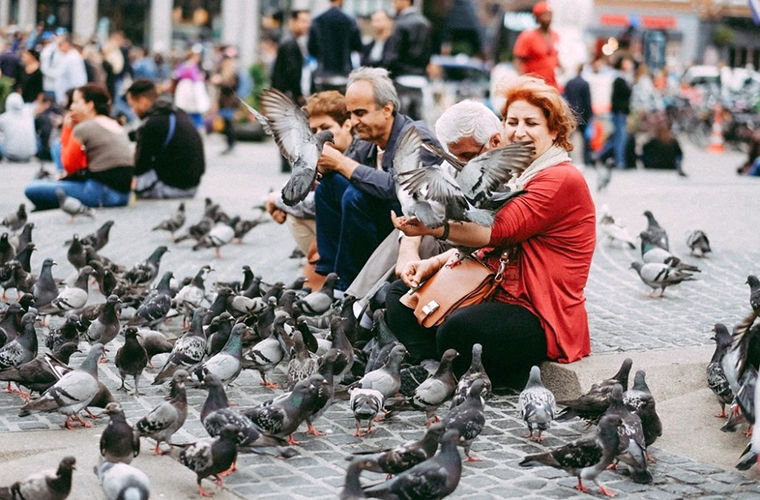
[447,132,503,163]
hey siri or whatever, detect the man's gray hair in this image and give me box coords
[435,100,502,147]
[348,67,400,113]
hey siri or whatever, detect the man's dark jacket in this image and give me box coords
[307,6,362,78]
[564,74,592,125]
[134,97,205,189]
[271,35,304,103]
[386,8,432,77]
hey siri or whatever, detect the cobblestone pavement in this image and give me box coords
[0,135,758,499]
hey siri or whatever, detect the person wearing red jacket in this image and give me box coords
[386,76,596,387]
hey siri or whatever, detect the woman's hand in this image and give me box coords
[391,211,441,238]
[399,257,442,288]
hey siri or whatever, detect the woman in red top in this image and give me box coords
[385,76,596,386]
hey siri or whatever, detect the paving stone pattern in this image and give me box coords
[0,137,758,498]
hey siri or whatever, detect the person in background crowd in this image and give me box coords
[33,93,59,161]
[564,63,593,165]
[512,1,560,90]
[596,56,634,169]
[25,83,134,209]
[16,48,43,103]
[48,33,88,106]
[173,46,209,129]
[308,0,362,92]
[642,117,685,176]
[126,79,204,199]
[0,92,37,162]
[385,0,432,120]
[211,54,240,155]
[361,9,394,68]
[38,31,59,99]
[130,46,158,81]
[0,39,21,82]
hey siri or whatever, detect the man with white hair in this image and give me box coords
[346,99,507,307]
[314,66,439,292]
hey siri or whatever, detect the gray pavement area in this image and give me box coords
[0,133,758,499]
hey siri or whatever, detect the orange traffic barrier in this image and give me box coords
[707,104,724,154]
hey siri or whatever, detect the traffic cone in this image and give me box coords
[707,104,724,154]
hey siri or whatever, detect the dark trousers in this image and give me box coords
[385,279,547,387]
[578,123,593,165]
[314,173,398,290]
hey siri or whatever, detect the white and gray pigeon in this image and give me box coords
[349,387,384,436]
[240,90,334,206]
[640,231,700,272]
[135,370,189,454]
[642,210,669,250]
[196,322,247,386]
[296,273,339,315]
[175,265,212,325]
[152,201,186,240]
[708,325,735,418]
[451,343,492,408]
[96,461,150,500]
[630,261,695,297]
[1,203,27,232]
[520,414,622,497]
[354,344,407,399]
[519,365,556,442]
[243,313,286,389]
[55,189,95,220]
[40,265,94,314]
[598,208,636,249]
[192,221,235,259]
[153,312,206,385]
[686,229,711,257]
[0,455,75,500]
[19,344,102,429]
[0,312,38,374]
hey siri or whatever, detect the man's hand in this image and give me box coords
[399,257,442,288]
[265,192,287,224]
[317,143,358,177]
[391,211,441,238]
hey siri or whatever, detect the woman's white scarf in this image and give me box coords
[507,145,571,191]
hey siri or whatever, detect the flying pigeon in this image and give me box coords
[361,429,462,500]
[96,461,151,500]
[708,325,735,418]
[135,370,189,454]
[100,402,140,464]
[630,261,695,297]
[520,414,622,497]
[152,202,186,240]
[350,422,446,476]
[0,456,75,500]
[641,210,669,250]
[451,343,492,408]
[115,326,149,395]
[1,203,27,232]
[56,188,95,220]
[176,425,238,497]
[349,387,384,436]
[240,90,334,206]
[519,365,556,442]
[19,344,102,429]
[686,229,711,257]
[623,370,663,451]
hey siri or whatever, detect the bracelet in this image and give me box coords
[438,220,450,241]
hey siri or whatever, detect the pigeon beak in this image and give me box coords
[52,261,58,266]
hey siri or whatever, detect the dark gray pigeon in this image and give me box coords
[13,241,35,273]
[0,232,15,264]
[84,295,122,350]
[176,425,238,497]
[196,322,247,386]
[152,202,186,240]
[100,402,140,464]
[130,271,173,326]
[96,461,150,500]
[451,343,491,408]
[557,358,633,424]
[686,229,711,257]
[605,384,652,484]
[341,457,375,500]
[0,312,38,375]
[55,189,95,220]
[0,342,79,396]
[33,258,59,308]
[642,210,669,250]
[519,365,556,442]
[15,222,34,253]
[630,261,695,297]
[441,378,486,461]
[0,455,75,500]
[240,91,334,206]
[66,234,87,270]
[124,246,169,285]
[153,310,206,385]
[708,326,735,418]
[115,326,148,395]
[362,428,462,500]
[135,370,189,454]
[623,370,662,451]
[364,310,399,373]
[748,275,760,316]
[350,422,445,475]
[411,349,459,424]
[1,203,27,232]
[80,219,114,251]
[520,414,621,497]
[286,330,319,389]
[297,273,339,315]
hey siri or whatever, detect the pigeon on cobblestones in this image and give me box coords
[736,368,760,471]
[153,310,206,385]
[41,265,94,314]
[84,295,122,350]
[1,204,27,232]
[287,330,319,389]
[33,258,59,307]
[0,455,75,500]
[56,189,95,220]
[192,221,235,259]
[0,232,15,264]
[176,425,238,497]
[124,246,169,285]
[605,384,652,484]
[747,275,760,316]
[19,343,102,429]
[519,365,556,442]
[630,261,695,297]
[136,328,173,366]
[640,232,700,272]
[131,271,173,326]
[78,220,114,252]
[341,457,375,500]
[351,422,445,476]
[240,90,334,206]
[96,461,150,500]
[354,344,406,399]
[520,414,622,497]
[205,312,235,357]
[624,370,662,450]
[115,326,148,395]
[0,342,78,396]
[686,229,711,257]
[451,343,491,408]
[297,273,339,315]
[441,379,486,461]
[642,210,669,251]
[152,202,186,240]
[0,302,25,343]
[176,265,212,325]
[13,242,35,273]
[0,312,38,376]
[243,313,286,389]
[411,349,459,424]
[197,322,246,386]
[135,370,189,454]
[362,428,462,500]
[363,310,399,373]
[100,402,140,464]
[708,326,735,418]
[349,387,384,436]
[557,358,633,424]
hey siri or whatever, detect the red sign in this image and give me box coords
[599,14,676,30]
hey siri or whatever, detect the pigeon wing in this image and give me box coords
[258,88,314,166]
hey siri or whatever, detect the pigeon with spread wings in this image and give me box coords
[239,90,334,206]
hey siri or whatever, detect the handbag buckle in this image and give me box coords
[494,251,510,283]
[422,300,439,316]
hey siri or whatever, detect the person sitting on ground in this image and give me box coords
[126,79,205,199]
[641,118,686,176]
[0,92,38,162]
[314,66,440,292]
[264,90,357,290]
[24,83,134,209]
[385,76,596,387]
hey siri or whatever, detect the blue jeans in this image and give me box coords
[598,112,628,168]
[749,157,760,176]
[314,173,399,290]
[25,179,131,210]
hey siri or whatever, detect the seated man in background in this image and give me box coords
[314,67,439,292]
[265,90,357,290]
[126,79,205,199]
